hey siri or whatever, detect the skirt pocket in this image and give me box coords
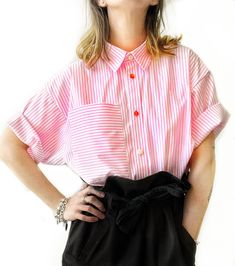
[179,223,197,266]
[181,224,197,246]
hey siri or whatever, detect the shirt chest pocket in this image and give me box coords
[68,103,130,181]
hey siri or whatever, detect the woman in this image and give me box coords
[0,0,230,265]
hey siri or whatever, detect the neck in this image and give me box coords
[107,8,148,52]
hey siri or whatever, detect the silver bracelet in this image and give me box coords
[54,197,71,231]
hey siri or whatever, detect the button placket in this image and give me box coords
[133,111,144,157]
[125,54,135,79]
[123,56,144,168]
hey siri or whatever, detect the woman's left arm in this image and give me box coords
[183,131,216,241]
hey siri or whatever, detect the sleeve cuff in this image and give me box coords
[6,114,44,163]
[192,102,231,149]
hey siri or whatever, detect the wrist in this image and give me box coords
[54,196,71,230]
[51,194,67,214]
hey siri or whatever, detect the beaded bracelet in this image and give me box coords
[54,197,71,231]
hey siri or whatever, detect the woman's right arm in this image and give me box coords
[0,126,67,214]
[0,126,106,222]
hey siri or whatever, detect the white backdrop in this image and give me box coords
[0,0,234,265]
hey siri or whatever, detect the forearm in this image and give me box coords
[182,135,216,241]
[0,144,65,215]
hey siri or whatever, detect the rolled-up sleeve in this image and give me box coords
[6,66,71,165]
[190,50,231,149]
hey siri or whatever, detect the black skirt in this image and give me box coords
[62,170,197,266]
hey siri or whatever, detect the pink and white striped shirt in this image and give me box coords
[6,39,230,186]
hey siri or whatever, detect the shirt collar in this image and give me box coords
[102,38,152,72]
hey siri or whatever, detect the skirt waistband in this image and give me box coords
[93,170,191,234]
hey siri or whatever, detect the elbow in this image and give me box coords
[188,160,216,206]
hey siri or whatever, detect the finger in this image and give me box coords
[79,202,106,220]
[85,195,106,212]
[76,212,99,223]
[83,186,105,199]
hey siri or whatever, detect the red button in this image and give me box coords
[130,73,135,79]
[134,110,139,116]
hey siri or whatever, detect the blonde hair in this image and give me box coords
[76,0,182,69]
